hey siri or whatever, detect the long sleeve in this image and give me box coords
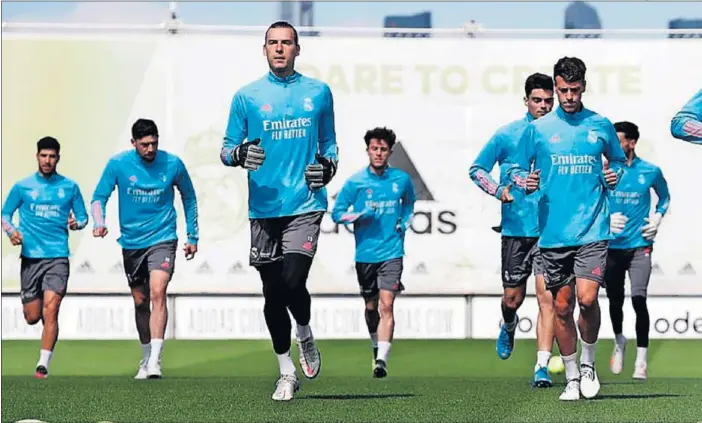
[399,175,416,231]
[602,121,627,190]
[220,91,249,166]
[317,84,339,167]
[1,184,21,237]
[652,167,671,216]
[71,184,89,230]
[91,160,117,229]
[175,159,200,245]
[469,132,504,199]
[507,124,537,193]
[331,180,356,224]
[670,89,702,144]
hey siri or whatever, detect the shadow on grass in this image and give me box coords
[590,393,683,401]
[301,393,416,400]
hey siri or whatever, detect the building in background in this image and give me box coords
[384,11,432,38]
[668,18,702,38]
[277,1,318,37]
[564,1,602,38]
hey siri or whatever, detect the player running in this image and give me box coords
[91,118,199,380]
[605,121,670,380]
[331,127,415,379]
[469,73,557,388]
[508,57,627,401]
[219,21,338,401]
[670,88,702,145]
[1,137,89,378]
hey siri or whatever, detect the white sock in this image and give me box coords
[580,339,597,366]
[615,333,627,346]
[141,343,151,362]
[149,339,164,365]
[636,347,647,365]
[296,324,311,341]
[562,352,579,381]
[277,350,296,376]
[37,349,53,368]
[377,341,391,362]
[370,333,378,348]
[536,350,552,369]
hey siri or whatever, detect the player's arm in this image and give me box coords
[90,160,117,230]
[469,132,509,200]
[330,180,363,224]
[506,124,538,194]
[670,89,702,144]
[220,91,265,170]
[70,184,89,230]
[174,158,200,246]
[397,175,417,233]
[1,184,22,239]
[306,84,339,189]
[602,121,627,190]
[641,167,671,241]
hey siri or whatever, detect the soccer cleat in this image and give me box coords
[633,362,647,380]
[372,347,378,370]
[146,359,162,379]
[272,374,299,401]
[579,363,600,399]
[296,335,321,379]
[373,359,387,378]
[134,359,148,380]
[610,339,626,375]
[34,365,48,379]
[496,315,517,360]
[532,366,553,388]
[559,379,581,401]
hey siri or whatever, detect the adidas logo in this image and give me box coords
[109,261,124,273]
[651,263,663,275]
[197,261,212,274]
[228,262,245,274]
[76,261,94,274]
[387,141,434,201]
[678,263,696,276]
[412,262,428,274]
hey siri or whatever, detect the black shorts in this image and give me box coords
[355,258,405,299]
[121,240,178,288]
[501,236,544,288]
[541,241,608,290]
[249,211,324,267]
[605,246,653,298]
[20,257,70,304]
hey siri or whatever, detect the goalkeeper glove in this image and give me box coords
[232,138,266,171]
[641,212,663,241]
[305,154,337,190]
[610,212,628,235]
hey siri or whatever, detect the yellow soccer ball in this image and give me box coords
[548,355,565,374]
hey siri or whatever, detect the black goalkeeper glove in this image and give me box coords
[232,138,266,171]
[305,154,337,190]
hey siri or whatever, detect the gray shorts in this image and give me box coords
[541,241,608,290]
[355,258,405,299]
[121,240,178,288]
[501,236,544,288]
[20,257,70,304]
[605,246,653,298]
[249,211,324,267]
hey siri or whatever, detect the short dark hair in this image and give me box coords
[614,121,640,141]
[553,57,587,84]
[131,118,159,140]
[37,136,60,154]
[364,127,397,148]
[265,21,299,45]
[524,73,554,97]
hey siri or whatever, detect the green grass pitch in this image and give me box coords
[2,339,701,422]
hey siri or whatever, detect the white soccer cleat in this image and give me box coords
[296,335,321,379]
[146,359,162,379]
[610,340,626,375]
[633,362,647,380]
[579,363,601,399]
[134,359,148,380]
[272,374,299,401]
[559,379,581,401]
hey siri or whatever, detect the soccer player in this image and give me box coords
[331,127,415,379]
[606,121,670,380]
[1,136,89,378]
[219,21,338,401]
[469,73,557,388]
[670,89,702,145]
[508,57,627,401]
[91,118,199,380]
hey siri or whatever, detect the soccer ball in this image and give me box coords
[548,355,565,374]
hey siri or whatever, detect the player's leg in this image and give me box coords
[35,258,70,378]
[122,247,152,379]
[497,237,530,360]
[20,258,47,377]
[533,246,555,388]
[573,241,608,399]
[373,258,404,378]
[355,262,380,364]
[629,246,653,380]
[604,249,629,375]
[143,240,178,379]
[542,247,580,400]
[281,212,324,380]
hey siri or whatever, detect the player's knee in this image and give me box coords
[24,310,41,325]
[41,303,60,323]
[577,290,599,310]
[503,288,525,309]
[379,296,395,317]
[553,296,574,320]
[536,291,554,314]
[282,253,312,293]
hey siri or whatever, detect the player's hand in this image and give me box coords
[233,138,266,171]
[603,168,618,188]
[526,169,540,193]
[305,154,337,190]
[183,243,198,260]
[93,227,108,238]
[499,184,514,203]
[609,212,628,235]
[641,213,663,241]
[68,212,79,230]
[9,230,23,246]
